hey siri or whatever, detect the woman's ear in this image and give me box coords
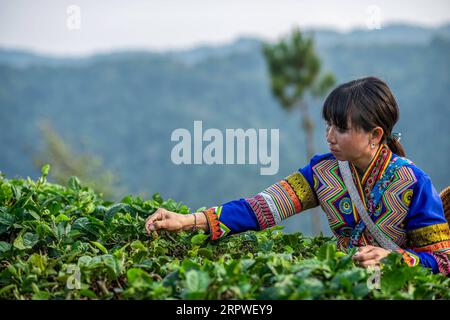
[371,127,384,145]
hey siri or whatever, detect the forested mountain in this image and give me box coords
[1,23,449,235]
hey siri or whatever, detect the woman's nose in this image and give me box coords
[326,126,336,144]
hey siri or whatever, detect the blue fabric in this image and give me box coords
[404,165,446,230]
[298,153,333,190]
[205,150,448,275]
[401,165,446,273]
[405,249,439,273]
[209,153,330,236]
[216,198,260,235]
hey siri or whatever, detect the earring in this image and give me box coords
[371,143,376,149]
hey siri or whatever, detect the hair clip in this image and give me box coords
[391,132,402,142]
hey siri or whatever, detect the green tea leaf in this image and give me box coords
[190,233,209,245]
[68,176,81,191]
[185,270,210,293]
[41,164,50,178]
[13,231,26,250]
[91,241,108,254]
[0,241,12,253]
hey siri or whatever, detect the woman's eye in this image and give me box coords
[326,124,344,131]
[325,123,347,134]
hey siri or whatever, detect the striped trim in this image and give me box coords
[280,180,302,213]
[313,160,347,229]
[397,249,420,267]
[246,194,275,229]
[361,144,384,184]
[432,252,450,276]
[374,166,417,245]
[203,207,221,240]
[412,240,450,253]
[259,192,282,225]
[245,171,315,230]
[407,223,450,248]
[285,172,318,210]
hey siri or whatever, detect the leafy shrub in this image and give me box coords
[0,166,449,300]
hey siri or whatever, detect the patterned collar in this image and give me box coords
[349,144,392,209]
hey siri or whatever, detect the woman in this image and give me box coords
[145,76,450,276]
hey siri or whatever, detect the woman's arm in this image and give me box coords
[399,171,450,276]
[145,154,326,239]
[200,170,319,240]
[145,209,209,233]
[145,170,319,239]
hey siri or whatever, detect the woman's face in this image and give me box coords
[325,120,373,163]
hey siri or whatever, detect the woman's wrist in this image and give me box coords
[182,212,209,231]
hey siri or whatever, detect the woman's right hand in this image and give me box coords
[145,208,190,234]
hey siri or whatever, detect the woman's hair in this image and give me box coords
[322,76,405,157]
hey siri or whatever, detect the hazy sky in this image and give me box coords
[1,0,449,56]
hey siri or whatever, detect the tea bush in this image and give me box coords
[0,166,449,300]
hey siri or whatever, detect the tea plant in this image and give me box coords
[0,166,449,300]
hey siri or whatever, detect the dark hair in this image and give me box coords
[322,76,405,157]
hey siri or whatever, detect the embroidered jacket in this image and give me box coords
[201,144,450,276]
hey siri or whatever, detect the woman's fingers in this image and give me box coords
[145,214,156,233]
[149,220,169,231]
[145,219,154,234]
[145,209,165,234]
[353,251,379,262]
[146,209,161,224]
[145,209,183,234]
[352,246,391,268]
[356,245,376,254]
[358,259,380,268]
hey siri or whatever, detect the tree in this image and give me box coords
[33,119,123,200]
[262,28,335,235]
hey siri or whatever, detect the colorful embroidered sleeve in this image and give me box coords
[201,155,323,240]
[399,168,450,276]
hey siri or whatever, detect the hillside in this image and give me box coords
[0,23,449,235]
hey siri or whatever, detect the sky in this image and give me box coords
[0,0,449,56]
